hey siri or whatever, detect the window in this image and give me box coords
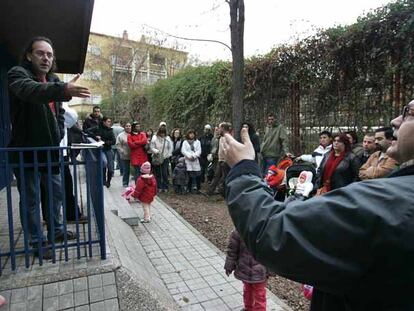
[83,71,102,81]
[92,95,102,105]
[88,44,101,56]
[62,74,73,82]
[150,53,165,66]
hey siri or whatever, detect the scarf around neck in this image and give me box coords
[322,151,345,191]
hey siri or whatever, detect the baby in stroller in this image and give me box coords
[265,157,317,200]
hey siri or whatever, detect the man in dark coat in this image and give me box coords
[8,37,90,257]
[82,105,102,131]
[222,99,414,310]
[198,124,213,183]
[86,117,116,187]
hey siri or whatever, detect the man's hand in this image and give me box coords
[223,128,255,167]
[66,74,91,98]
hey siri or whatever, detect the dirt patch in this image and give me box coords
[159,189,310,311]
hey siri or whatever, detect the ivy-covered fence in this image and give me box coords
[145,0,414,154]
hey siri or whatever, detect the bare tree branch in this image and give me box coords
[143,24,232,52]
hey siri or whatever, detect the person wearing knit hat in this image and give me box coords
[140,161,151,174]
[132,161,157,223]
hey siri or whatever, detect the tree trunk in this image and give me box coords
[290,82,301,155]
[229,0,244,139]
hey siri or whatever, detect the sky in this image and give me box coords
[91,0,392,63]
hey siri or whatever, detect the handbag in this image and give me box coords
[152,138,166,166]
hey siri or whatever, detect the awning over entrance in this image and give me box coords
[0,0,94,74]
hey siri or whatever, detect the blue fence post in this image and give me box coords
[18,151,31,268]
[46,150,56,263]
[5,151,16,271]
[60,149,69,261]
[96,148,106,259]
[33,150,44,266]
[72,153,81,259]
[84,149,93,258]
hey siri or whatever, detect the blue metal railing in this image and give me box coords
[0,145,106,273]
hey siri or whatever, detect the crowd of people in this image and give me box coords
[222,102,414,310]
[5,35,412,311]
[67,105,400,211]
[81,107,224,194]
[220,115,400,310]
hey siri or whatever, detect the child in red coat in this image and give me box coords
[132,161,157,223]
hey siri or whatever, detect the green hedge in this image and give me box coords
[140,0,414,151]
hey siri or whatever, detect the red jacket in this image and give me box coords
[128,131,148,166]
[132,174,157,203]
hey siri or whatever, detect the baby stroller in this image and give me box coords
[264,158,293,201]
[285,162,317,197]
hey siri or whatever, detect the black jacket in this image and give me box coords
[226,160,414,310]
[87,124,115,151]
[7,65,68,166]
[316,151,360,190]
[82,113,101,131]
[200,133,213,157]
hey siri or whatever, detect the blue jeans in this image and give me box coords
[113,149,121,172]
[122,160,131,186]
[102,149,114,182]
[261,157,279,177]
[14,169,64,244]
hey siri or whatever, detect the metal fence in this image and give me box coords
[0,145,105,273]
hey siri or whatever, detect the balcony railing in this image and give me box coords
[0,145,106,273]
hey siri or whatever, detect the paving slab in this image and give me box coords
[111,171,292,311]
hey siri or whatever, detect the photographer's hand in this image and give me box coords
[223,128,255,167]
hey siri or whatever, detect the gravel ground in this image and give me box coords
[159,189,310,311]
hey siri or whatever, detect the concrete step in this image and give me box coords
[104,187,140,226]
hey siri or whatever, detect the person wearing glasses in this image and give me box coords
[221,99,414,310]
[314,133,361,195]
[8,37,90,258]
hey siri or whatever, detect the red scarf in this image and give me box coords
[322,151,345,191]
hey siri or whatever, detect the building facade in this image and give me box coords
[64,31,188,115]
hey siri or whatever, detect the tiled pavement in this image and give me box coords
[0,178,118,311]
[0,272,118,311]
[0,173,290,311]
[131,192,291,311]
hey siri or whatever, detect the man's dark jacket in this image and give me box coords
[86,124,115,151]
[200,133,213,157]
[82,113,101,131]
[226,160,414,310]
[7,65,68,164]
